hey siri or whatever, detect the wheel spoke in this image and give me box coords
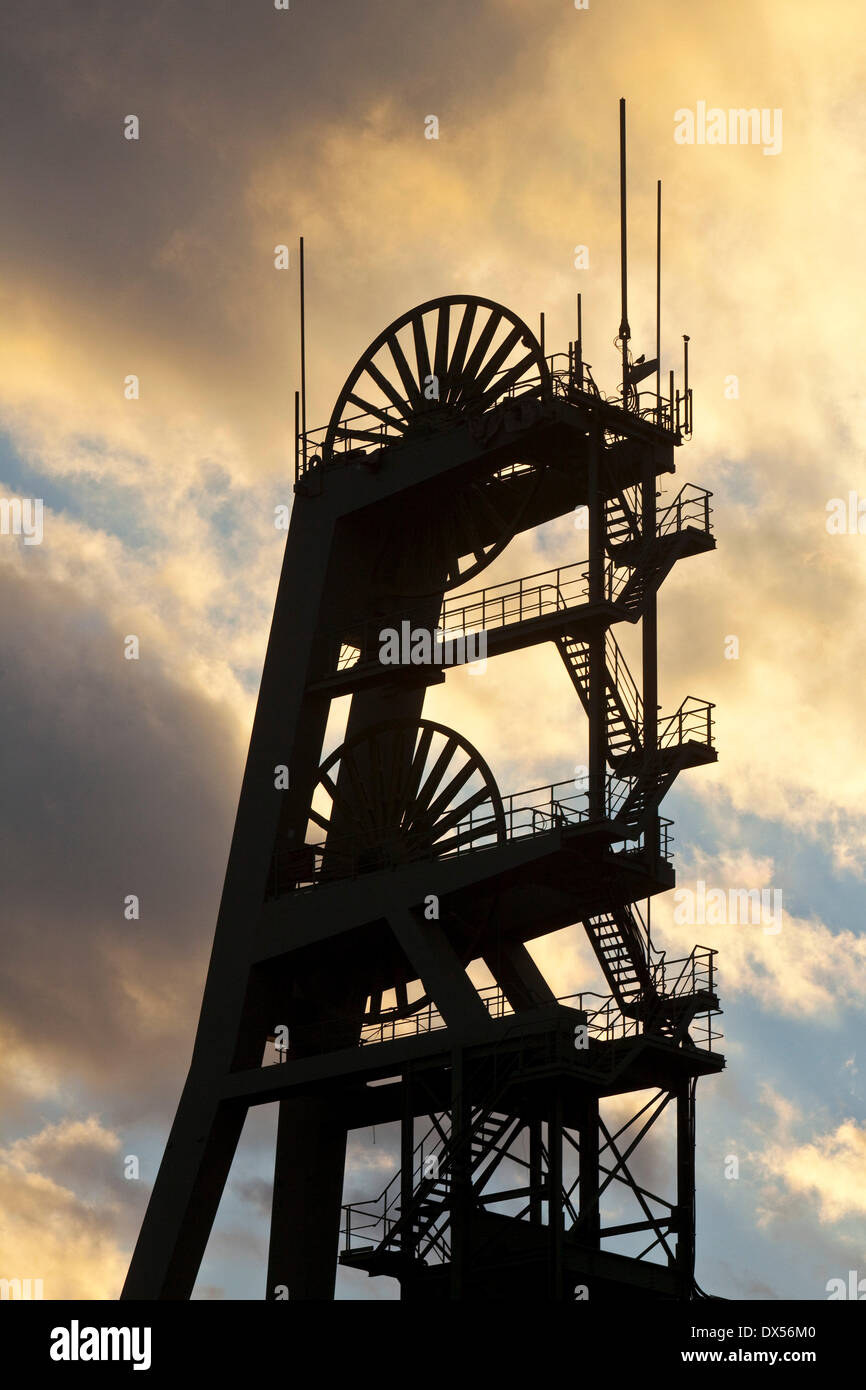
[347,392,409,432]
[417,758,479,827]
[364,359,414,416]
[324,296,548,472]
[430,812,501,854]
[428,784,496,842]
[402,724,436,819]
[412,313,433,404]
[334,426,390,445]
[456,312,502,401]
[408,735,460,822]
[473,350,539,411]
[470,324,524,397]
[387,334,424,409]
[384,724,419,828]
[433,303,450,399]
[446,302,478,401]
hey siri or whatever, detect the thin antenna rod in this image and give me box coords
[539,312,545,357]
[576,292,583,387]
[656,180,662,425]
[294,389,300,480]
[619,98,630,404]
[683,334,690,433]
[299,236,307,469]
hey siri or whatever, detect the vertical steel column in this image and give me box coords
[587,425,607,820]
[401,1068,415,1294]
[579,1095,601,1252]
[675,1080,696,1295]
[549,1096,565,1299]
[529,1115,543,1225]
[122,497,338,1302]
[641,451,659,856]
[267,1095,349,1300]
[449,1048,469,1299]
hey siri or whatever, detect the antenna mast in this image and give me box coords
[619,97,630,404]
[299,235,307,472]
[656,180,662,425]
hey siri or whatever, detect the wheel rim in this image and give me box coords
[307,718,506,1027]
[308,717,506,877]
[323,295,550,465]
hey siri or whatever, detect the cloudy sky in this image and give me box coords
[1,0,864,1300]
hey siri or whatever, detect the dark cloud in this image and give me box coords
[0,0,552,475]
[0,557,243,1121]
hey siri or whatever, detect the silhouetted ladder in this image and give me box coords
[556,630,643,765]
[605,488,642,558]
[583,903,656,1017]
[617,711,715,829]
[615,484,714,618]
[343,1063,525,1268]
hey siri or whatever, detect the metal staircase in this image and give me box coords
[556,617,716,845]
[605,487,642,557]
[341,938,721,1278]
[615,483,714,619]
[582,899,719,1031]
[557,629,643,765]
[583,903,655,1017]
[342,1063,526,1274]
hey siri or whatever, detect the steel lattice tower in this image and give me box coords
[123,104,724,1303]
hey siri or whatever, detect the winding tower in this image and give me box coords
[123,104,724,1303]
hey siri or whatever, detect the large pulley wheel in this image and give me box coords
[309,717,506,875]
[308,717,507,1026]
[323,295,550,465]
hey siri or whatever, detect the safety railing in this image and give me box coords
[267,736,709,898]
[358,974,722,1051]
[605,629,642,729]
[495,772,643,840]
[327,559,627,678]
[341,1111,453,1261]
[360,984,518,1047]
[658,696,715,751]
[342,958,721,1263]
[651,944,716,1004]
[328,487,710,679]
[657,483,713,538]
[612,815,674,863]
[296,342,690,479]
[267,771,642,896]
[441,562,586,634]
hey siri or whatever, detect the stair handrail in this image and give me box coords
[658,695,715,751]
[366,1053,525,1260]
[605,629,643,730]
[342,1106,456,1251]
[657,483,713,538]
